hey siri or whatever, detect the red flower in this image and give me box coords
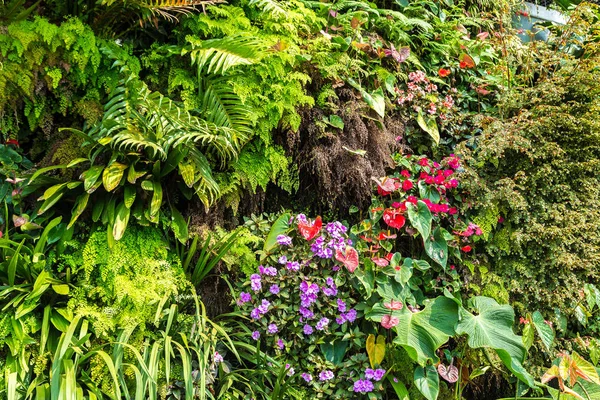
[438,68,451,77]
[377,232,397,240]
[383,208,406,229]
[425,175,434,185]
[385,253,394,261]
[298,216,322,241]
[384,300,403,310]
[418,158,429,167]
[459,61,468,69]
[406,196,418,205]
[402,179,413,191]
[5,139,19,147]
[400,170,411,178]
[449,207,458,215]
[461,245,472,252]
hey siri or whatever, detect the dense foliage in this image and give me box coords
[1,0,600,399]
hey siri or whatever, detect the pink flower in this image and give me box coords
[384,300,403,310]
[372,257,389,267]
[381,314,399,329]
[402,179,413,191]
[418,158,429,167]
[400,170,411,178]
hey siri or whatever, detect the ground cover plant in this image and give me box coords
[1,0,600,399]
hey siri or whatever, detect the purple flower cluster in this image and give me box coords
[267,323,278,334]
[276,234,293,246]
[299,281,319,307]
[301,373,313,382]
[251,299,271,319]
[326,221,347,238]
[286,261,300,271]
[319,370,334,381]
[250,274,261,292]
[315,317,329,331]
[352,368,386,394]
[259,265,277,276]
[353,379,374,393]
[365,368,386,381]
[310,236,333,258]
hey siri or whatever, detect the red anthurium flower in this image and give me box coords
[298,216,322,241]
[371,257,389,267]
[385,253,393,261]
[6,139,19,147]
[438,68,451,77]
[384,300,403,310]
[383,208,406,229]
[360,235,374,243]
[335,246,359,272]
[377,232,397,240]
[461,245,472,252]
[374,177,399,196]
[381,314,399,329]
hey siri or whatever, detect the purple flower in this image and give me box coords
[353,379,374,393]
[336,316,346,325]
[300,293,318,307]
[278,255,287,264]
[295,214,308,224]
[365,368,375,380]
[300,281,320,295]
[250,274,262,292]
[316,317,329,331]
[310,236,334,259]
[257,299,270,315]
[276,234,293,246]
[285,363,295,376]
[337,299,347,312]
[214,352,224,363]
[277,339,285,349]
[269,284,280,295]
[301,373,313,382]
[326,277,334,286]
[259,265,277,276]
[319,370,334,381]
[250,308,261,319]
[251,330,260,340]
[299,307,314,319]
[267,324,278,334]
[373,369,386,381]
[239,292,252,304]
[343,309,357,323]
[326,221,347,238]
[286,261,300,271]
[303,324,313,335]
[322,285,337,297]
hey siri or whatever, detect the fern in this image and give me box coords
[248,0,288,18]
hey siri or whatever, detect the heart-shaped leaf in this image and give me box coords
[366,334,386,367]
[415,365,440,400]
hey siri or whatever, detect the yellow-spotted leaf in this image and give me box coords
[102,162,127,192]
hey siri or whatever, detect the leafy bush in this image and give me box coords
[458,5,600,328]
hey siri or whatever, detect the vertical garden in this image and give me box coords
[1,0,600,398]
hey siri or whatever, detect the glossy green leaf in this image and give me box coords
[113,202,130,241]
[179,161,195,188]
[456,297,535,387]
[124,186,136,209]
[532,311,554,352]
[414,365,440,400]
[424,227,448,269]
[170,206,188,244]
[407,200,432,241]
[263,212,291,255]
[67,193,89,229]
[103,162,127,192]
[417,110,440,145]
[388,375,409,400]
[367,296,458,365]
[150,181,163,217]
[82,166,104,192]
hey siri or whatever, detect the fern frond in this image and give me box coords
[248,0,288,18]
[199,75,254,137]
[186,35,264,75]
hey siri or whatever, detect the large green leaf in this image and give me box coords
[417,110,440,144]
[532,311,555,352]
[414,365,440,400]
[263,213,291,254]
[424,227,448,269]
[367,296,458,365]
[406,200,432,242]
[170,206,188,244]
[81,166,104,192]
[455,297,535,387]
